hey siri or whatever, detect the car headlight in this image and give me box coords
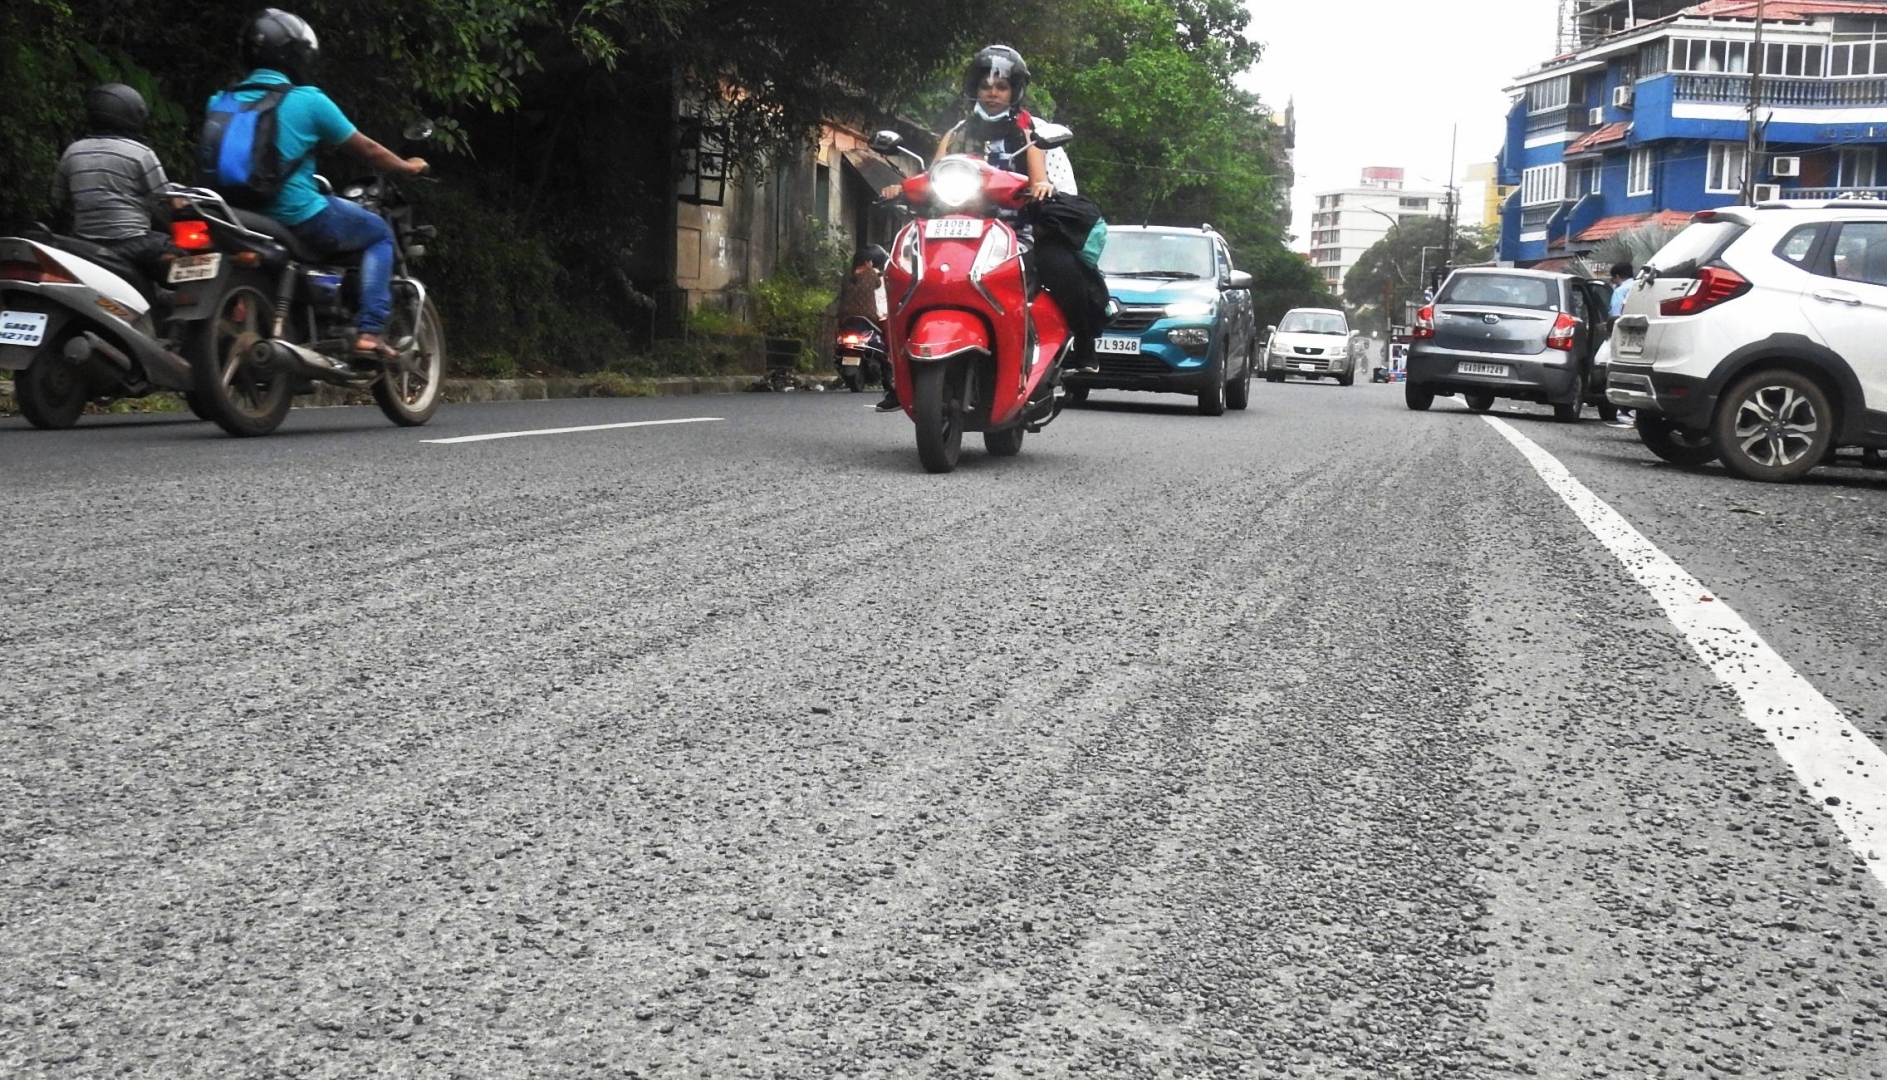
[1168,328,1210,349]
[1164,301,1214,318]
[929,160,982,208]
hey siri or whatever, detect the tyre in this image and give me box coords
[1553,373,1587,423]
[1597,403,1619,423]
[1711,368,1834,483]
[1464,392,1495,413]
[1063,384,1089,405]
[911,362,964,474]
[180,391,216,421]
[191,277,292,437]
[1265,369,1284,383]
[15,349,88,430]
[1336,371,1355,387]
[1637,412,1718,467]
[1225,346,1253,410]
[1197,359,1227,416]
[1404,382,1435,411]
[984,425,1025,457]
[373,297,445,426]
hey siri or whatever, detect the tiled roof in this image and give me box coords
[1574,210,1696,243]
[1684,0,1887,19]
[1566,122,1630,157]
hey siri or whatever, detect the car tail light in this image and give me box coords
[0,249,79,285]
[1660,265,1750,316]
[170,220,213,251]
[1412,305,1435,339]
[1545,311,1579,351]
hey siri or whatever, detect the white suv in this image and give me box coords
[1608,203,1887,482]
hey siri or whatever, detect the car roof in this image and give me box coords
[1448,266,1570,281]
[1283,307,1345,317]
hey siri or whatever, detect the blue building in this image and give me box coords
[1499,0,1887,266]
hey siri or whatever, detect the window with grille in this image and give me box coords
[676,118,729,206]
[1521,163,1565,206]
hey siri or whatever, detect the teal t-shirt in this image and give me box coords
[212,69,357,226]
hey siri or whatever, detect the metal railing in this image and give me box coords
[1782,187,1887,201]
[1672,73,1887,107]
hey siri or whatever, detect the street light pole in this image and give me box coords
[1743,0,1767,205]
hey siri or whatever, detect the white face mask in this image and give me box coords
[973,102,1012,122]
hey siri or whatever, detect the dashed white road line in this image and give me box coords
[422,417,724,444]
[1485,415,1887,888]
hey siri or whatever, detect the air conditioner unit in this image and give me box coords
[1753,183,1783,203]
[1588,107,1605,127]
[1612,85,1634,108]
[1771,156,1802,178]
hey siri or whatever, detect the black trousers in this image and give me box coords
[1028,242,1106,364]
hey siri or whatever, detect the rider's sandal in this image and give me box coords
[351,334,402,360]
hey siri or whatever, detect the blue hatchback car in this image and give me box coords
[1063,225,1258,416]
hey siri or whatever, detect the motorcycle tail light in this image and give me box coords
[170,220,213,251]
[1545,311,1579,351]
[0,249,79,285]
[839,333,865,346]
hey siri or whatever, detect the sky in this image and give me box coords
[1238,0,1563,249]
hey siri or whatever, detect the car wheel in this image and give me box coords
[1404,382,1435,411]
[1197,361,1227,416]
[1063,384,1089,405]
[1265,367,1284,383]
[1553,372,1587,423]
[1336,373,1354,387]
[1637,412,1718,467]
[1711,368,1834,483]
[1597,403,1619,423]
[1225,346,1253,411]
[1464,393,1495,413]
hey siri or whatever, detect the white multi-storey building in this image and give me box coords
[1308,167,1451,297]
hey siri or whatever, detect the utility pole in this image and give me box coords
[1440,125,1459,280]
[1743,0,1767,205]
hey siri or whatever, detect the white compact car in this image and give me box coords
[1608,202,1887,482]
[1263,307,1360,386]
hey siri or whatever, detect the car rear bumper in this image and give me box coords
[1407,344,1581,401]
[1605,361,1711,426]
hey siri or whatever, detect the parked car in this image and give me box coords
[1262,307,1361,385]
[1608,202,1887,482]
[1403,267,1613,421]
[1065,224,1257,416]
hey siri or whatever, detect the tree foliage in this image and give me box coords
[1341,217,1495,335]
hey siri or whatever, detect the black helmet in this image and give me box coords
[856,244,889,270]
[962,45,1029,106]
[241,8,320,82]
[84,83,149,137]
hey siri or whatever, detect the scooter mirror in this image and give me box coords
[1032,122,1074,150]
[403,119,436,143]
[868,130,903,152]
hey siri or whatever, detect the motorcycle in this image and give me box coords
[0,229,198,428]
[164,134,444,437]
[833,315,886,392]
[869,124,1077,473]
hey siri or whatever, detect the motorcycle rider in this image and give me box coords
[50,84,174,279]
[217,9,427,360]
[835,245,901,411]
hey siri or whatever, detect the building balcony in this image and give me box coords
[1672,73,1887,108]
[1780,187,1887,201]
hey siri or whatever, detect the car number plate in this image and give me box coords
[1095,336,1141,354]
[1292,362,1320,370]
[0,310,49,348]
[1614,326,1644,355]
[1457,361,1510,377]
[924,218,980,239]
[167,253,222,284]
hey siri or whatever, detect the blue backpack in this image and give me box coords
[197,82,306,208]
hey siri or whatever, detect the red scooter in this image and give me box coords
[871,128,1076,473]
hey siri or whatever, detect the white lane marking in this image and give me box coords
[1484,416,1887,887]
[422,417,724,444]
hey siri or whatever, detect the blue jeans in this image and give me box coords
[291,195,394,335]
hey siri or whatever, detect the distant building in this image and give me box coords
[1465,161,1515,230]
[1269,99,1298,232]
[1500,0,1887,266]
[1308,167,1451,296]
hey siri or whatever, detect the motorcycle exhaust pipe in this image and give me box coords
[246,338,370,382]
[64,331,131,374]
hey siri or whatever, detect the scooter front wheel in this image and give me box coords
[911,362,964,474]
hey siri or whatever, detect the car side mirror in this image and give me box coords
[1032,121,1074,150]
[869,130,903,153]
[1265,324,1277,335]
[1224,270,1253,290]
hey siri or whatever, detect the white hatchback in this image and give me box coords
[1263,307,1360,386]
[1608,203,1887,482]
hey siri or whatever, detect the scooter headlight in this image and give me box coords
[929,159,983,209]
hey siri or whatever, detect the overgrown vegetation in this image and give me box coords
[1,0,1325,376]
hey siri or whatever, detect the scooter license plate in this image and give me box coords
[0,310,49,348]
[839,356,861,367]
[1095,336,1141,354]
[168,253,222,284]
[924,218,980,239]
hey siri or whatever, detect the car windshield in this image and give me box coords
[1437,274,1558,310]
[1277,312,1346,334]
[1097,233,1216,280]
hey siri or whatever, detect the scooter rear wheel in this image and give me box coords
[16,347,88,430]
[912,363,964,474]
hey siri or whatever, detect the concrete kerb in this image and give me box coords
[0,373,849,415]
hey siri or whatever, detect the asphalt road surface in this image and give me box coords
[3,379,1885,1079]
